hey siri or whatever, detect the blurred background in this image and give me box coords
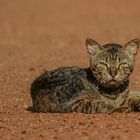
[1,0,140,69]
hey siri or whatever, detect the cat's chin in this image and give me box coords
[101,81,122,89]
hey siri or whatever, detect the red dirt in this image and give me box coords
[1,0,140,140]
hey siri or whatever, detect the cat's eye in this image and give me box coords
[99,61,108,68]
[118,62,127,69]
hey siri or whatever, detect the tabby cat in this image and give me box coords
[30,38,140,114]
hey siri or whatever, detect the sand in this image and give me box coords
[1,0,140,140]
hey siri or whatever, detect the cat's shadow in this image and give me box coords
[26,106,34,112]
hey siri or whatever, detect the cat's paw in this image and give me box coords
[133,101,140,111]
[113,106,131,113]
[63,94,97,114]
[92,100,115,114]
[66,97,92,113]
[128,97,140,112]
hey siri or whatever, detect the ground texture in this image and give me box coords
[0,0,140,140]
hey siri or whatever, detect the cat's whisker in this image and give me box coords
[95,80,102,89]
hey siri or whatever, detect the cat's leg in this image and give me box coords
[30,72,63,113]
[62,94,94,113]
[31,91,62,113]
[111,90,132,113]
[62,93,114,114]
[125,90,140,112]
[112,106,131,113]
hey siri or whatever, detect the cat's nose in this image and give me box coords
[109,67,117,78]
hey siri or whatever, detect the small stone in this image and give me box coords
[40,134,44,137]
[29,67,35,71]
[21,130,26,134]
[79,122,86,125]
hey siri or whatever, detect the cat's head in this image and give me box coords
[86,38,140,89]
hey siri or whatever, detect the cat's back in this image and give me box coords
[30,67,94,101]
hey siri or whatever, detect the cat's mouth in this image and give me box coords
[101,79,122,88]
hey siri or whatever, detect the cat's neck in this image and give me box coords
[97,84,129,99]
[85,67,129,99]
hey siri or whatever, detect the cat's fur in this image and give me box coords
[30,38,140,114]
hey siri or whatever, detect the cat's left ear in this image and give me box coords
[124,38,140,62]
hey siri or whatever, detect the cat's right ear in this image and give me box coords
[86,38,102,57]
[124,38,140,62]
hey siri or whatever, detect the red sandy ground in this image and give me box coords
[0,0,140,140]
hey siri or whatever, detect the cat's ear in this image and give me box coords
[86,38,102,57]
[124,38,140,62]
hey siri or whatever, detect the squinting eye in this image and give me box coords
[118,62,127,69]
[99,61,108,68]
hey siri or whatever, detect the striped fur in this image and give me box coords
[30,38,140,114]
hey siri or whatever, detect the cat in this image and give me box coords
[30,38,140,114]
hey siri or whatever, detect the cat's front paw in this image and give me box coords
[128,97,140,112]
[62,94,99,114]
[132,101,140,111]
[112,106,131,113]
